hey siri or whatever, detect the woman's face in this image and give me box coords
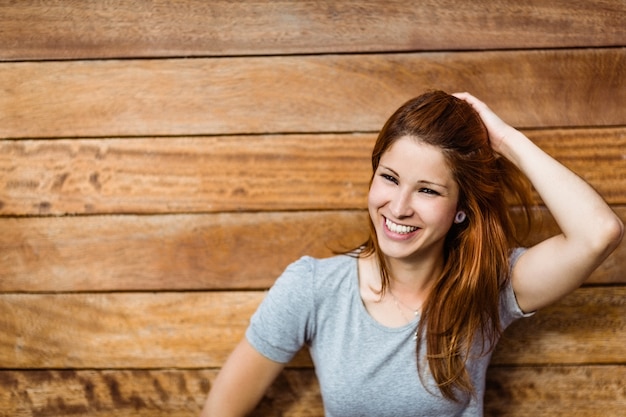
[368,136,460,264]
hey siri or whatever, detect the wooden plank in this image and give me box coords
[0,366,623,417]
[0,291,259,369]
[0,369,215,417]
[1,127,624,216]
[1,208,624,293]
[531,127,626,206]
[1,49,624,139]
[492,286,626,365]
[0,134,372,215]
[0,287,623,369]
[0,210,369,292]
[484,365,626,417]
[1,0,624,61]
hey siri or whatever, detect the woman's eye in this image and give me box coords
[420,188,440,195]
[381,174,398,184]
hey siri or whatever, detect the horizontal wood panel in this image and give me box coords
[0,366,623,416]
[0,134,372,215]
[1,127,624,216]
[0,291,258,369]
[0,287,623,369]
[1,208,624,293]
[1,49,624,139]
[0,211,369,292]
[492,286,626,365]
[483,365,626,417]
[2,0,623,61]
[0,369,214,417]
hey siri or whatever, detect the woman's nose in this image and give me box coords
[389,189,414,218]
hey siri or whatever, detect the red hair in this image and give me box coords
[359,91,534,400]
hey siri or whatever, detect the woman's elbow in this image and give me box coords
[592,212,624,257]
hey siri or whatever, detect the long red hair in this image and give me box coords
[359,91,534,401]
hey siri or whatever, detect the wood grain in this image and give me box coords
[0,210,369,292]
[0,287,623,369]
[1,0,623,61]
[1,2,623,416]
[0,366,623,417]
[0,134,373,215]
[484,365,626,417]
[1,49,624,139]
[0,291,261,369]
[0,369,213,417]
[1,208,624,293]
[492,286,626,365]
[1,127,623,216]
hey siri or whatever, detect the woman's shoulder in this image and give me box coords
[289,253,356,278]
[280,254,357,292]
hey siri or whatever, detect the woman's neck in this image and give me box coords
[359,251,443,308]
[386,255,443,296]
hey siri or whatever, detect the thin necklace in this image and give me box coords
[389,289,420,341]
[389,289,420,317]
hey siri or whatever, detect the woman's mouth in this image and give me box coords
[385,217,419,234]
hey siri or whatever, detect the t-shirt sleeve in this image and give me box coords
[500,247,535,329]
[245,256,315,363]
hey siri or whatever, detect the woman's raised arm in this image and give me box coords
[454,92,624,313]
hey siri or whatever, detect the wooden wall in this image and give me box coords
[1,1,624,415]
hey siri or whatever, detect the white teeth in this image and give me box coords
[385,218,418,234]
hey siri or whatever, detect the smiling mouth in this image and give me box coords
[385,217,419,234]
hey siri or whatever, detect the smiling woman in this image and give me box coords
[200,91,623,416]
[356,91,536,403]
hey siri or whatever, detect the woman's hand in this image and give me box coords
[453,92,519,156]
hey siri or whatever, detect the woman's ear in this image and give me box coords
[454,211,467,224]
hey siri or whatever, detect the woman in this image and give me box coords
[201,91,623,416]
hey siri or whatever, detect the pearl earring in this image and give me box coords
[454,211,467,224]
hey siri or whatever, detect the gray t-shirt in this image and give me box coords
[247,250,531,416]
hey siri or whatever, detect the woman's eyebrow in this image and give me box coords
[417,180,449,189]
[379,165,399,176]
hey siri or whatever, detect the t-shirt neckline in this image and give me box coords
[349,256,420,334]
